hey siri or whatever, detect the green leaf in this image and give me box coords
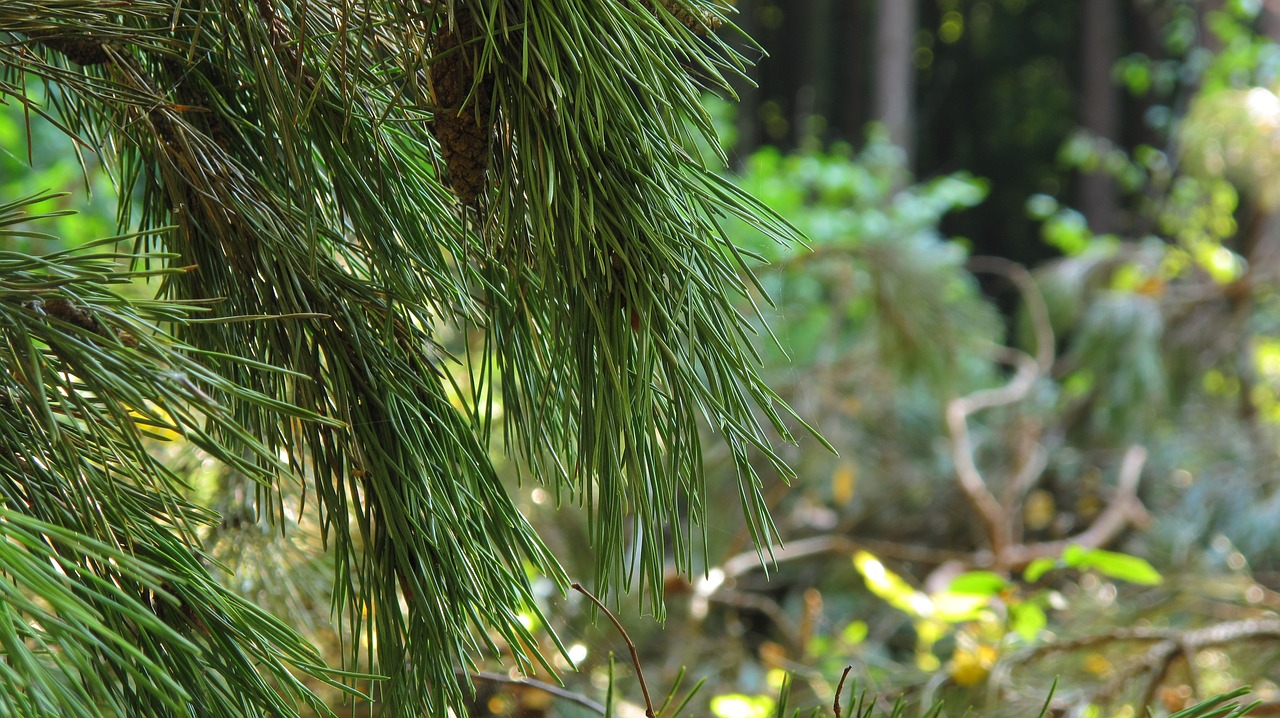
[710,693,775,718]
[1010,602,1047,642]
[1023,558,1059,583]
[946,571,1009,596]
[841,620,869,645]
[1064,547,1164,585]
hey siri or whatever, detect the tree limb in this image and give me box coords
[467,670,607,716]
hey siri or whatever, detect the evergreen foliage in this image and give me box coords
[0,1,809,714]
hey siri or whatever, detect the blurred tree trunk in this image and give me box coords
[797,0,837,145]
[1080,0,1120,233]
[836,0,870,143]
[873,0,917,167]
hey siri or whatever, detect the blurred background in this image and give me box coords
[523,1,1280,715]
[11,0,1280,715]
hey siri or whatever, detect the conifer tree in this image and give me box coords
[0,1,808,714]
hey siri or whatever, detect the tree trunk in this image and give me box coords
[873,0,917,167]
[796,0,836,146]
[1079,0,1120,233]
[837,0,870,143]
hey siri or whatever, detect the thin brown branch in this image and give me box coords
[720,535,970,580]
[722,535,857,578]
[1096,639,1178,707]
[941,256,1056,564]
[833,665,852,718]
[1139,642,1194,714]
[946,345,1040,564]
[714,448,1146,580]
[572,582,656,718]
[467,671,606,716]
[1024,617,1280,659]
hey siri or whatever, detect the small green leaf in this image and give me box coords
[947,571,1010,596]
[710,693,775,718]
[1070,548,1164,585]
[1010,602,1047,642]
[841,620,868,645]
[1023,558,1059,583]
[1061,544,1088,567]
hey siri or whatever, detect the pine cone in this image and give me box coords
[42,298,103,335]
[643,0,726,35]
[430,9,493,206]
[25,28,112,66]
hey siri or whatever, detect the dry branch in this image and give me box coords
[467,670,607,716]
[1013,618,1280,713]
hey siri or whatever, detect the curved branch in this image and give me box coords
[944,256,1056,565]
[467,671,607,716]
[946,345,1041,565]
[572,582,655,718]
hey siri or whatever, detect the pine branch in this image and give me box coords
[1,0,812,714]
[0,195,354,716]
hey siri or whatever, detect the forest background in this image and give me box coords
[7,0,1280,716]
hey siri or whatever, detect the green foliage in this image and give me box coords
[662,49,1280,710]
[725,133,998,389]
[848,543,1160,688]
[0,193,356,716]
[1,1,812,715]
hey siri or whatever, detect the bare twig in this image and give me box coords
[466,671,607,716]
[833,665,852,718]
[1097,639,1179,707]
[1139,640,1196,712]
[946,344,1040,565]
[942,257,1058,568]
[722,535,857,578]
[572,582,656,718]
[712,445,1146,585]
[720,535,970,581]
